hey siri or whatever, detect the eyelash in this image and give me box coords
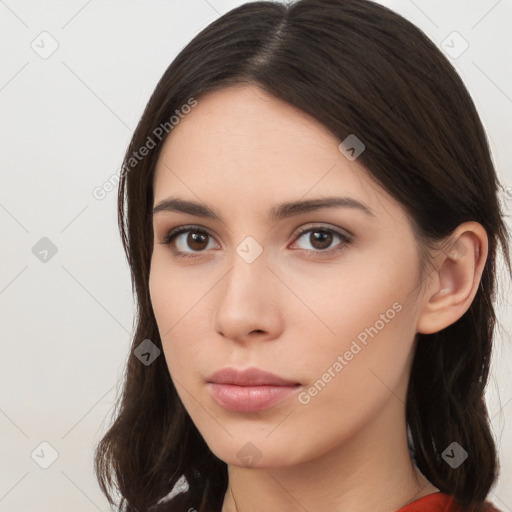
[159,224,353,260]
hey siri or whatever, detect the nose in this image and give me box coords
[213,251,284,344]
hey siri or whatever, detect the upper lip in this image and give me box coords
[207,367,300,386]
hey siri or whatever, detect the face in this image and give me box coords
[149,84,427,468]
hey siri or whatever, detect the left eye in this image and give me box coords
[292,227,350,252]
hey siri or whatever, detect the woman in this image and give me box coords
[94,1,510,511]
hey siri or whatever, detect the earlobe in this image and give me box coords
[416,222,488,335]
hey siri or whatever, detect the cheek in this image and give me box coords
[280,247,418,348]
[148,252,204,333]
[281,250,420,403]
[148,255,213,376]
[149,257,184,359]
[282,274,418,457]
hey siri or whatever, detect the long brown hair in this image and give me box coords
[94,1,511,510]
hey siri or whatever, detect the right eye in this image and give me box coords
[160,226,221,258]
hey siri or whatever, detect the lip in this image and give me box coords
[207,367,300,386]
[206,367,301,412]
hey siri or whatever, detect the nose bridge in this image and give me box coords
[213,240,281,340]
[222,243,270,308]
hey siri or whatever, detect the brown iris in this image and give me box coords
[309,230,332,250]
[187,232,209,251]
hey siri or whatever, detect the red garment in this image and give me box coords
[396,491,501,512]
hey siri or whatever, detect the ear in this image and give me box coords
[416,222,488,335]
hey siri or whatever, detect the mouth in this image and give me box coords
[206,367,301,413]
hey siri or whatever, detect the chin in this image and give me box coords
[204,435,305,470]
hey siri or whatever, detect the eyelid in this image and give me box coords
[288,224,353,255]
[290,222,353,243]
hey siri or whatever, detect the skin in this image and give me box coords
[149,84,488,512]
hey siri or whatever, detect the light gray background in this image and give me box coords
[1,1,511,510]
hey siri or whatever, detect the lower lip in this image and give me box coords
[207,383,300,412]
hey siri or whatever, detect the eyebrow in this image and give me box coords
[153,196,375,223]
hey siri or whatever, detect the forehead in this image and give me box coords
[152,84,399,222]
